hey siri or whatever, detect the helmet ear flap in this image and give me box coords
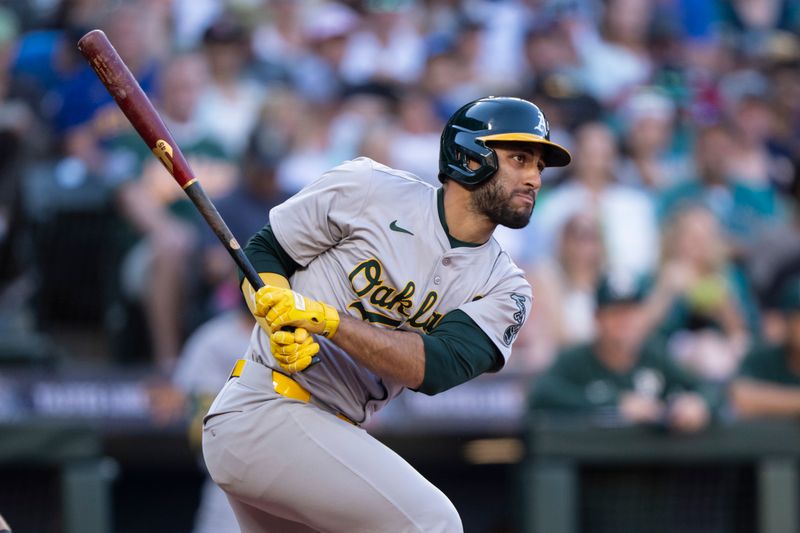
[445,134,498,186]
[449,141,497,186]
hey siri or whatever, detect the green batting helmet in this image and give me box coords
[439,96,571,186]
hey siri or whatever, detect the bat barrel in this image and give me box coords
[78,30,266,307]
[77,30,196,189]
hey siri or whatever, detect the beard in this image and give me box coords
[471,177,535,229]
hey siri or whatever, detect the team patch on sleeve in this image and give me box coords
[502,293,528,346]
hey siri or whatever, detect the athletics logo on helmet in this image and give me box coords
[532,107,548,137]
[438,96,571,186]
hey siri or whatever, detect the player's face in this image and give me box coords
[471,143,544,229]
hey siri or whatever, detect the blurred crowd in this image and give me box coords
[0,0,799,434]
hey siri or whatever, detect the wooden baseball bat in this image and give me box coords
[76,29,264,291]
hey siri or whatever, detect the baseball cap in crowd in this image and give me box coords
[778,276,800,313]
[621,87,676,125]
[595,273,650,309]
[304,2,359,42]
[202,14,248,45]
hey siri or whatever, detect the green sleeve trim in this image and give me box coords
[417,309,501,395]
[240,222,301,283]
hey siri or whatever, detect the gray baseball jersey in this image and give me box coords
[246,157,532,424]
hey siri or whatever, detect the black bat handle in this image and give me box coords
[183,181,264,290]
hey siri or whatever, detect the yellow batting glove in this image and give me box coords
[270,327,320,373]
[256,286,340,338]
[241,273,291,335]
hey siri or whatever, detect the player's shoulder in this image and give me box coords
[483,241,532,295]
[487,239,528,278]
[340,157,436,188]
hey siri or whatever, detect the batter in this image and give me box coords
[202,96,571,532]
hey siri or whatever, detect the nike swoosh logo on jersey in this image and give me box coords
[389,220,414,235]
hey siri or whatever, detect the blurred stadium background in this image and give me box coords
[0,0,799,532]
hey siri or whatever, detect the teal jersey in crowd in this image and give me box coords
[657,180,786,245]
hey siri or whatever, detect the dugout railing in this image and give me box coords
[0,422,114,533]
[522,416,800,533]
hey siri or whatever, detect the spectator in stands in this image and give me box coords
[645,205,753,381]
[419,50,483,121]
[658,122,788,254]
[52,3,161,172]
[515,213,604,373]
[718,0,800,58]
[201,126,291,314]
[0,8,39,287]
[753,245,800,344]
[565,0,654,105]
[196,14,266,158]
[521,19,583,105]
[171,301,254,533]
[529,273,716,433]
[471,0,534,93]
[106,53,236,372]
[730,275,800,418]
[10,3,89,123]
[144,299,254,532]
[617,87,692,191]
[339,0,425,86]
[360,89,442,185]
[274,106,338,194]
[536,121,660,279]
[721,70,795,195]
[767,53,800,171]
[289,2,360,104]
[251,0,305,79]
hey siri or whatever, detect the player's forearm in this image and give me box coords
[331,315,425,389]
[730,379,800,417]
[116,181,172,234]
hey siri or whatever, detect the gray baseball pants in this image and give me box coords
[202,360,463,533]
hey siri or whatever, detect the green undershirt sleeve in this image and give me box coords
[417,309,502,396]
[240,222,301,282]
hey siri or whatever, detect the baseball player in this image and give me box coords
[202,96,571,532]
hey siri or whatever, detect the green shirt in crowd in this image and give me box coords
[104,130,237,248]
[106,130,236,223]
[529,339,719,413]
[738,344,800,386]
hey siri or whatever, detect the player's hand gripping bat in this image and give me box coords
[77,29,317,364]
